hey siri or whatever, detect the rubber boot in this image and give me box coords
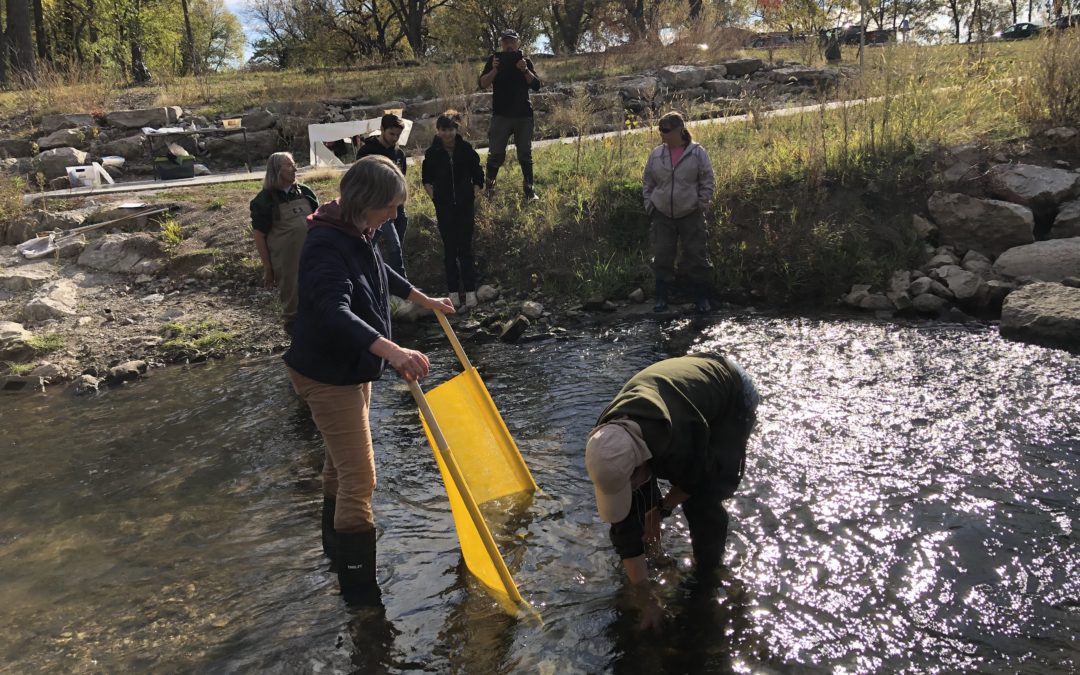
[337,529,382,607]
[653,279,668,313]
[694,283,711,314]
[321,497,336,570]
[485,164,500,192]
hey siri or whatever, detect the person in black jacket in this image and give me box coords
[478,30,542,200]
[284,155,455,607]
[421,110,485,309]
[355,113,409,278]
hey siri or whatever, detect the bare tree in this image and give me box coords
[181,0,198,74]
[385,0,449,56]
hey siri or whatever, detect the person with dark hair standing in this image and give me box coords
[285,155,455,607]
[356,113,410,278]
[422,110,485,309]
[250,151,319,335]
[478,29,542,200]
[643,111,716,314]
[585,353,759,630]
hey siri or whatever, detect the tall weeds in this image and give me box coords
[1018,32,1080,129]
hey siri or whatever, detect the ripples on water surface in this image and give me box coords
[1,314,1077,673]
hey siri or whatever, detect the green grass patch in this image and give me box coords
[161,319,236,351]
[159,218,185,247]
[25,334,65,353]
[3,362,35,376]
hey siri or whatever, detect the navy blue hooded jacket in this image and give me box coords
[283,199,413,385]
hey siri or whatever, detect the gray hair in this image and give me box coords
[263,152,295,190]
[339,155,407,229]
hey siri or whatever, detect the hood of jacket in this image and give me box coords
[307,199,369,238]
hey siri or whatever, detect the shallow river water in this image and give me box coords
[1,313,1078,674]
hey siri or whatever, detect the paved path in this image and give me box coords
[24,93,893,205]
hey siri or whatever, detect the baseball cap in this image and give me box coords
[499,30,520,40]
[585,421,652,523]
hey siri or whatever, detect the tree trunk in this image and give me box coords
[6,0,38,80]
[180,0,196,75]
[128,0,151,83]
[551,0,587,53]
[31,0,46,64]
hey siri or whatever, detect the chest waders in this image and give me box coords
[267,195,313,328]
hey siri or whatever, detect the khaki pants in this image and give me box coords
[650,209,712,284]
[287,368,376,533]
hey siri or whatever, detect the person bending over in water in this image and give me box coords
[585,353,759,629]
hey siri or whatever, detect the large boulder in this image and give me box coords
[0,321,34,361]
[36,147,89,180]
[987,163,1080,208]
[617,77,659,99]
[77,233,166,275]
[40,113,95,134]
[0,138,36,158]
[658,65,710,89]
[992,238,1080,282]
[241,109,278,132]
[98,134,146,160]
[37,127,90,151]
[22,279,78,322]
[0,261,58,290]
[721,58,765,77]
[1000,282,1080,350]
[203,128,281,166]
[105,106,182,130]
[927,191,1034,258]
[344,101,407,121]
[769,66,839,85]
[1053,199,1080,239]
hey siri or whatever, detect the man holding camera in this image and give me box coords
[478,30,542,200]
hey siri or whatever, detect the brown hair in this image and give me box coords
[659,111,692,145]
[436,109,463,130]
[339,155,407,229]
[381,113,405,130]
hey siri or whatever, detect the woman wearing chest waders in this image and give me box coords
[283,155,456,607]
[642,112,716,314]
[249,152,320,336]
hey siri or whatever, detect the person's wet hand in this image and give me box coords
[637,592,667,632]
[388,347,430,381]
[644,507,662,544]
[263,269,275,288]
[428,296,456,314]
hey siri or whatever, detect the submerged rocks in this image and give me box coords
[927,191,1034,258]
[1000,282,1080,351]
[992,238,1080,283]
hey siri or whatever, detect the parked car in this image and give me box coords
[750,34,791,48]
[998,22,1041,40]
[1052,14,1080,29]
[837,27,896,45]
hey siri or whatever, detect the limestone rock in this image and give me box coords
[344,101,407,121]
[618,77,659,99]
[912,214,938,240]
[105,107,182,130]
[108,359,148,383]
[241,109,277,132]
[943,269,986,303]
[36,147,89,180]
[927,191,1034,258]
[521,300,544,319]
[987,163,1080,208]
[1000,282,1080,350]
[77,233,165,275]
[476,284,500,302]
[69,373,100,395]
[844,284,871,307]
[992,238,1080,282]
[769,66,838,85]
[499,315,531,343]
[909,276,954,300]
[1044,126,1078,142]
[29,361,65,383]
[859,293,894,311]
[628,288,646,303]
[912,293,949,314]
[925,252,959,269]
[887,291,912,311]
[1053,199,1080,239]
[22,279,78,322]
[98,134,146,160]
[0,262,58,290]
[720,58,764,77]
[704,80,743,97]
[961,249,992,274]
[40,113,95,134]
[0,138,35,158]
[37,127,89,150]
[0,321,33,361]
[204,129,281,165]
[658,65,710,89]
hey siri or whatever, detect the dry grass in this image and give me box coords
[1018,31,1080,129]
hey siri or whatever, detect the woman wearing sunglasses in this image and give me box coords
[642,111,716,313]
